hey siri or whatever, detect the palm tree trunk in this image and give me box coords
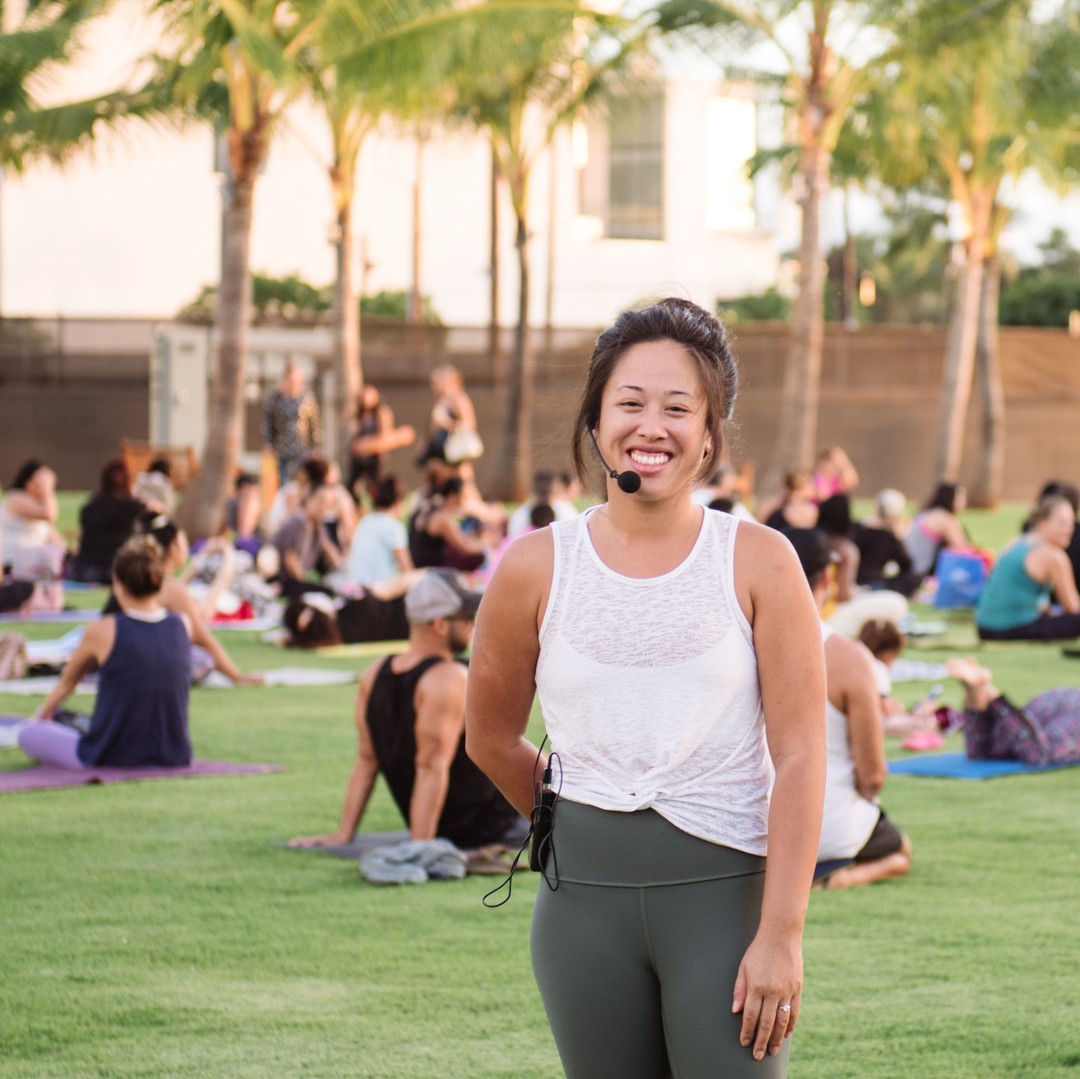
[332,192,362,461]
[176,150,259,539]
[764,138,829,495]
[489,143,504,385]
[841,187,857,326]
[491,194,533,502]
[970,254,1004,507]
[933,191,991,485]
[409,134,425,325]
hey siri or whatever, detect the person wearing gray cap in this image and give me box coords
[289,569,526,853]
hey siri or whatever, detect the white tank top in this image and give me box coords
[536,507,773,855]
[818,623,881,860]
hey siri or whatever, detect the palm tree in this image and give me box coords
[0,0,160,315]
[652,0,913,496]
[319,79,375,441]
[1,0,114,171]
[146,0,322,537]
[450,4,638,500]
[866,0,1080,502]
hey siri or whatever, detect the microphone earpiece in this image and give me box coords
[588,430,641,494]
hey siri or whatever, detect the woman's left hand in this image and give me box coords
[731,929,803,1061]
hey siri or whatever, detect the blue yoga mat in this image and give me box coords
[888,752,1080,780]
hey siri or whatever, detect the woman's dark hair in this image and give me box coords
[437,476,465,500]
[299,455,330,490]
[11,459,44,490]
[529,502,557,530]
[99,457,131,497]
[925,484,959,513]
[1031,494,1073,526]
[570,298,738,488]
[136,509,180,552]
[283,599,341,648]
[111,536,166,597]
[857,619,905,660]
[783,469,813,495]
[149,457,171,478]
[1036,480,1079,515]
[369,474,404,510]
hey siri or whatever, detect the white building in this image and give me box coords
[3,1,792,326]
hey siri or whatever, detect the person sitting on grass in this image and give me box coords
[851,488,920,598]
[786,528,912,890]
[0,459,64,573]
[408,476,498,574]
[857,619,954,747]
[340,474,421,598]
[975,495,1080,641]
[282,589,410,648]
[945,657,1080,765]
[105,512,263,686]
[69,457,145,584]
[903,482,971,583]
[271,483,345,597]
[17,536,193,769]
[288,569,527,853]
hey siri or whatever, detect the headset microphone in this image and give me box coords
[588,431,642,494]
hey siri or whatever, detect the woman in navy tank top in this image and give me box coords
[19,535,192,769]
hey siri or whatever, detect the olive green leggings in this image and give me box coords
[530,801,789,1079]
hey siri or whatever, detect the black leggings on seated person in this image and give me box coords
[977,611,1080,641]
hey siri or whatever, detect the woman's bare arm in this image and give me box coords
[465,531,551,816]
[732,523,827,1061]
[37,619,115,718]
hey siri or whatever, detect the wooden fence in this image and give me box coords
[2,317,1078,503]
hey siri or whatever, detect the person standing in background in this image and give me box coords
[262,365,322,487]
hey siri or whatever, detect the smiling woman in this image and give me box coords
[465,298,827,1079]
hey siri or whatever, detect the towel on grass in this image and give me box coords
[0,675,95,696]
[0,667,355,696]
[25,627,85,667]
[359,838,468,884]
[0,610,97,624]
[278,831,520,876]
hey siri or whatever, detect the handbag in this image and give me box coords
[444,428,484,464]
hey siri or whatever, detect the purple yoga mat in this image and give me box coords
[0,759,284,794]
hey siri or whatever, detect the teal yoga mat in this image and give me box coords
[888,752,1080,779]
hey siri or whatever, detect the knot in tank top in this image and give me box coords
[536,507,772,855]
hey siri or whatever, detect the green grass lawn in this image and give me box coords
[3,502,1078,1076]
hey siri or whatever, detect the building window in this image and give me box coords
[607,91,664,240]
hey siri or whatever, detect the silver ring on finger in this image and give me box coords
[778,1003,792,1013]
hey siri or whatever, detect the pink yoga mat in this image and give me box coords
[0,759,284,794]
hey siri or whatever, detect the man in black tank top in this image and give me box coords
[289,569,526,852]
